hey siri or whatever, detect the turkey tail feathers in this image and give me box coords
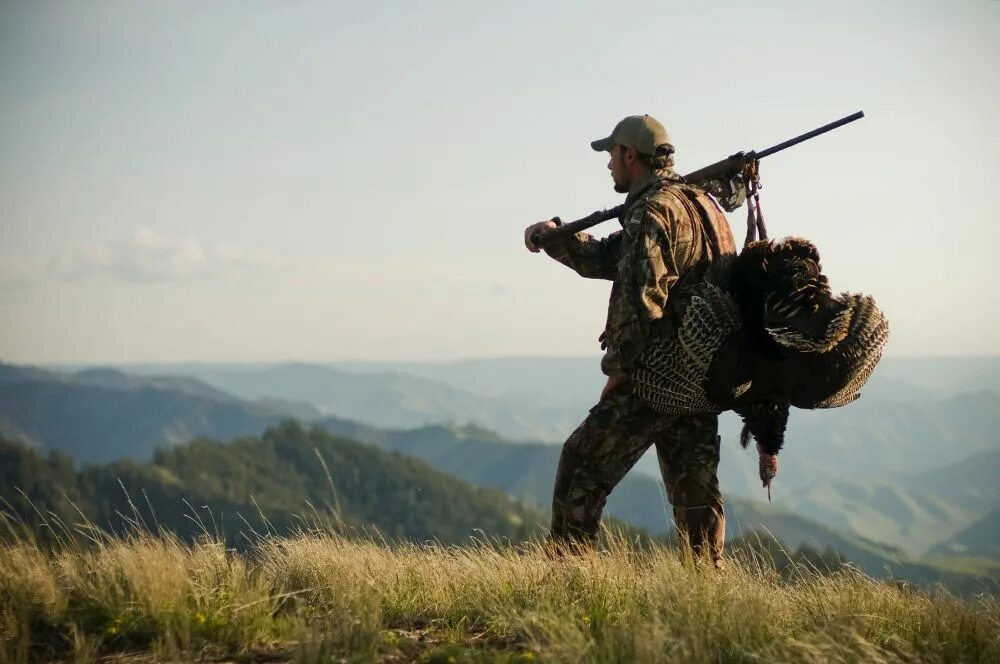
[803,293,890,409]
[766,300,853,353]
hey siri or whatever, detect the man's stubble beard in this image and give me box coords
[611,149,630,193]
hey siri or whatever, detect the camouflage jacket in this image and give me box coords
[545,168,737,377]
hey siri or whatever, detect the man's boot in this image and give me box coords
[678,504,725,569]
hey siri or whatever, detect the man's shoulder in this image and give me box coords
[628,181,696,220]
[624,180,736,250]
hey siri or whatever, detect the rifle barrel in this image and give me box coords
[756,111,864,159]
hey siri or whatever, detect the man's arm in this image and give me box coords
[544,231,622,281]
[525,220,621,281]
[601,205,681,376]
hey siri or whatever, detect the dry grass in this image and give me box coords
[1,522,998,663]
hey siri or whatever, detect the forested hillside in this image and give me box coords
[0,423,541,546]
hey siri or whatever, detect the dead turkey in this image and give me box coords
[632,236,890,456]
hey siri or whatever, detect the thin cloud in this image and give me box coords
[0,258,47,292]
[46,227,288,284]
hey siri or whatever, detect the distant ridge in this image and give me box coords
[0,362,318,463]
[930,507,1000,559]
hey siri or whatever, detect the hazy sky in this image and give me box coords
[1,1,997,363]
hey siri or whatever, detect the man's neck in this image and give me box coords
[626,168,659,198]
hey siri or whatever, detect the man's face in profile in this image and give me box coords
[607,145,630,194]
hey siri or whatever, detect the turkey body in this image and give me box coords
[632,237,890,456]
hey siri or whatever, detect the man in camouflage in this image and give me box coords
[524,115,738,566]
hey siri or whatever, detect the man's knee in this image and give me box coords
[664,441,722,506]
[656,415,720,477]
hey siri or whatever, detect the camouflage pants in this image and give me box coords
[549,389,724,563]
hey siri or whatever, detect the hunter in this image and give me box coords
[523,114,742,566]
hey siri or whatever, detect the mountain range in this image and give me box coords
[118,358,1000,483]
[2,358,997,570]
[0,363,296,463]
[777,448,1000,556]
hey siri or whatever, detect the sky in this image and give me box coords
[1,0,998,364]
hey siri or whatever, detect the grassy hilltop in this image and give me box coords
[2,528,998,663]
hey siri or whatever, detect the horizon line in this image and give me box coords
[7,353,1000,370]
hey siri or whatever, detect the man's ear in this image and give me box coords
[623,146,637,165]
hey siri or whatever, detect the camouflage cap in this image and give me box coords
[591,114,672,156]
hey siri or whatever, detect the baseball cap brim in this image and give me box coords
[591,136,615,152]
